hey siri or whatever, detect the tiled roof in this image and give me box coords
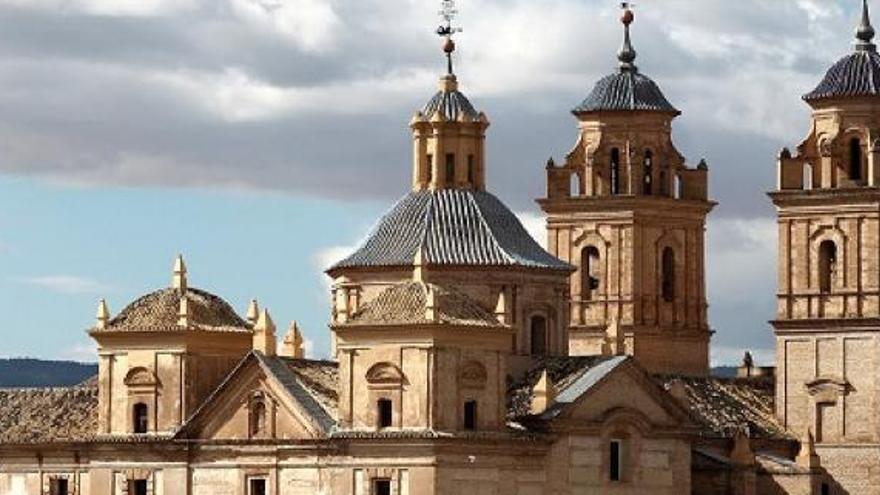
[257,354,338,432]
[507,356,618,419]
[573,70,679,114]
[0,381,97,444]
[422,87,479,121]
[330,190,571,272]
[93,287,251,334]
[347,281,501,327]
[655,375,790,440]
[804,49,880,101]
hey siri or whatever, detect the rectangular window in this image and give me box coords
[378,399,393,428]
[373,479,391,495]
[249,478,267,495]
[426,154,433,183]
[821,482,830,495]
[130,480,148,495]
[445,153,456,185]
[463,400,477,430]
[53,479,69,495]
[610,440,622,482]
[467,154,475,184]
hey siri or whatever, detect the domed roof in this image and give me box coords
[94,287,250,333]
[573,5,678,115]
[805,0,880,102]
[329,189,571,272]
[574,70,679,114]
[421,76,480,121]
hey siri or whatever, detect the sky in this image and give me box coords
[0,0,864,365]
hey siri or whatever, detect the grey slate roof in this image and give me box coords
[573,70,679,114]
[256,353,337,433]
[804,49,880,101]
[330,189,571,271]
[346,281,501,327]
[422,87,479,121]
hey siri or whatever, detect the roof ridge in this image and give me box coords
[464,190,517,265]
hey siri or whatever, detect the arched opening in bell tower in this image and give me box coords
[819,241,837,294]
[610,148,621,195]
[661,248,675,302]
[530,315,547,356]
[643,150,654,195]
[581,246,601,300]
[849,138,863,182]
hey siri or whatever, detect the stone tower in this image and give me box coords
[326,22,571,433]
[538,6,714,376]
[772,1,880,488]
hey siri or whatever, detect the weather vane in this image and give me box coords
[437,0,463,76]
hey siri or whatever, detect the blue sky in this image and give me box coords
[0,0,866,365]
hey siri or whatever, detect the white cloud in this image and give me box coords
[515,211,547,249]
[18,275,112,295]
[3,0,201,17]
[707,217,777,305]
[229,0,342,52]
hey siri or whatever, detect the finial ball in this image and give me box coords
[443,37,456,54]
[621,8,634,26]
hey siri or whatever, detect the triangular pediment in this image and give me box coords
[179,353,332,440]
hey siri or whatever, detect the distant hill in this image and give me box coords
[711,366,738,379]
[0,358,97,388]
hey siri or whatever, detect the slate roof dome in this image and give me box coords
[804,1,880,102]
[329,189,571,272]
[421,75,480,121]
[573,5,679,115]
[93,287,251,333]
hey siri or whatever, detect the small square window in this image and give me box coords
[52,478,69,495]
[249,478,267,495]
[130,479,148,495]
[373,478,391,495]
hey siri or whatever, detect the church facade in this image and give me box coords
[2,2,880,495]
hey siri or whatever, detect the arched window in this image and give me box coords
[659,168,669,196]
[643,150,653,195]
[570,171,580,197]
[803,162,813,190]
[819,241,837,293]
[467,155,475,185]
[426,154,434,183]
[249,400,266,437]
[674,174,683,199]
[581,246,601,300]
[463,400,477,430]
[530,315,547,356]
[849,138,863,181]
[132,403,148,434]
[445,153,456,186]
[610,148,621,195]
[661,248,675,302]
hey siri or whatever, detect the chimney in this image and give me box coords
[425,285,439,322]
[177,295,190,328]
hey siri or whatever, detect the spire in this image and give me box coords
[172,254,187,292]
[96,299,111,330]
[857,0,876,51]
[437,0,463,77]
[530,369,558,415]
[618,3,638,71]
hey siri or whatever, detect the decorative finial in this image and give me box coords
[856,0,876,51]
[172,254,187,292]
[618,2,638,71]
[253,309,277,356]
[281,321,305,359]
[96,299,111,330]
[246,299,260,326]
[437,0,463,77]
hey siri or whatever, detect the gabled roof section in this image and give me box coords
[178,352,338,438]
[655,375,790,440]
[346,281,501,327]
[329,190,571,272]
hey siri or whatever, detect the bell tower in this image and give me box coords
[772,0,880,471]
[538,4,714,376]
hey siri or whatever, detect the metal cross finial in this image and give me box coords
[437,0,463,76]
